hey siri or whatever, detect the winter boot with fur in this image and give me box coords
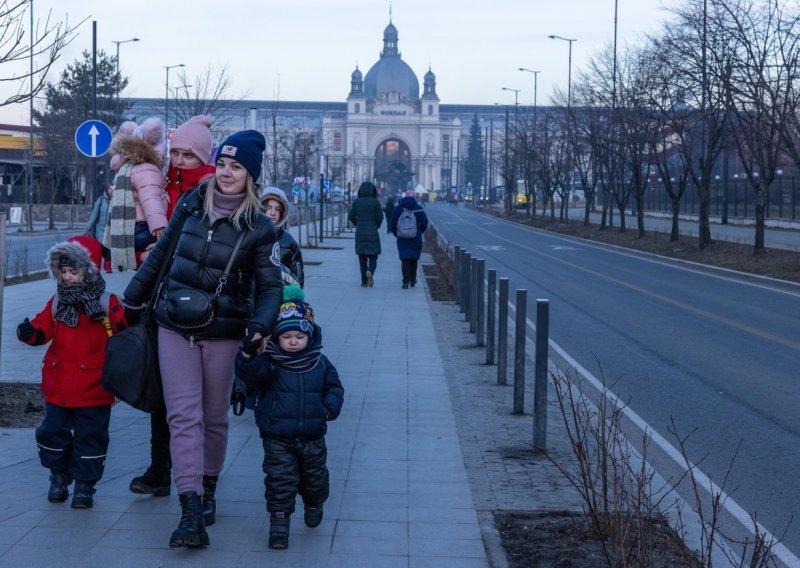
[169,492,209,548]
[201,475,218,526]
[268,513,291,549]
[47,471,72,503]
[71,481,95,509]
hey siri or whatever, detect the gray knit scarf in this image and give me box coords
[264,340,322,372]
[105,162,138,270]
[54,277,106,327]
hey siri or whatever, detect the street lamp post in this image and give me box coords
[163,63,185,130]
[548,35,577,108]
[112,38,139,74]
[777,169,784,218]
[501,88,520,209]
[519,68,540,214]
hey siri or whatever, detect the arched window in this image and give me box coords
[354,103,360,114]
[427,104,433,115]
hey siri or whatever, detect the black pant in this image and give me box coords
[149,404,172,469]
[358,255,378,285]
[262,437,329,515]
[36,402,111,483]
[401,259,418,285]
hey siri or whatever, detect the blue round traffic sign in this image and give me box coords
[74,120,113,158]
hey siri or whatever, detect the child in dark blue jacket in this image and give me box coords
[235,286,344,550]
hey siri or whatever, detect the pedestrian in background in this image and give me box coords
[383,195,395,234]
[128,114,216,501]
[235,286,344,550]
[85,185,113,273]
[16,236,127,509]
[105,118,168,270]
[123,130,284,549]
[260,186,305,287]
[391,191,428,289]
[347,181,383,287]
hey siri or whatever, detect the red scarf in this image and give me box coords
[165,164,216,219]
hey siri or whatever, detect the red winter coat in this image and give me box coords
[165,164,215,220]
[24,295,126,408]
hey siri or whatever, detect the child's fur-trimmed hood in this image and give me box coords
[47,238,100,283]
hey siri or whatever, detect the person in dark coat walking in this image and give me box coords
[391,191,429,288]
[347,181,383,287]
[383,196,395,234]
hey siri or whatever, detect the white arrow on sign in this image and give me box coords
[89,125,99,157]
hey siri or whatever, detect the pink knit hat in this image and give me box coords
[170,115,213,164]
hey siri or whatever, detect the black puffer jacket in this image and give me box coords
[235,328,344,440]
[277,227,304,287]
[124,186,283,339]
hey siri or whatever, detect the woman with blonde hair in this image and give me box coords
[123,130,283,549]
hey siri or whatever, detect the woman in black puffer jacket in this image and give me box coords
[123,130,283,550]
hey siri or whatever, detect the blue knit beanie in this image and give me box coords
[218,130,265,181]
[274,286,314,338]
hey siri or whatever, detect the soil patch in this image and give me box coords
[0,382,44,428]
[495,511,700,567]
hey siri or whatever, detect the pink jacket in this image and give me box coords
[131,162,168,232]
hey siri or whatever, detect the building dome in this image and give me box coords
[351,67,363,81]
[364,58,419,101]
[363,21,419,102]
[424,68,436,82]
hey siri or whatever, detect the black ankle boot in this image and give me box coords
[304,503,323,528]
[129,463,171,496]
[268,514,290,549]
[201,475,218,527]
[169,492,209,548]
[47,471,72,503]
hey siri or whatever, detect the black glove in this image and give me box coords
[241,323,267,355]
[124,306,144,326]
[17,318,36,342]
[230,377,248,416]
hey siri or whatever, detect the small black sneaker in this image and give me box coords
[304,504,323,528]
[401,283,409,289]
[48,472,72,503]
[130,465,171,497]
[71,482,95,509]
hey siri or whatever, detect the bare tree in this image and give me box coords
[722,0,799,254]
[171,63,249,131]
[0,0,82,106]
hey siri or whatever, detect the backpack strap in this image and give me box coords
[51,290,116,337]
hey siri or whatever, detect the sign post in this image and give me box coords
[75,120,113,203]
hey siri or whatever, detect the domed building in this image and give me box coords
[321,20,463,193]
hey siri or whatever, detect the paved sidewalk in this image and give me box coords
[0,226,492,567]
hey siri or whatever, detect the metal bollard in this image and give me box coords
[486,269,496,364]
[476,259,485,346]
[461,251,471,315]
[497,277,509,386]
[453,245,461,306]
[512,289,527,415]
[469,257,477,333]
[533,299,550,451]
[463,252,472,321]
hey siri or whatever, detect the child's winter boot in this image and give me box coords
[47,471,72,503]
[304,503,323,528]
[268,513,290,549]
[71,481,95,509]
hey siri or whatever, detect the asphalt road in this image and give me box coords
[427,203,800,561]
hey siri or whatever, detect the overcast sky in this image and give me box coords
[0,0,674,125]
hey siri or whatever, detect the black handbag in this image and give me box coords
[101,212,188,413]
[163,231,246,330]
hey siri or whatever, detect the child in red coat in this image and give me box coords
[16,235,126,509]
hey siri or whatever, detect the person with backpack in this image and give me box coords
[16,235,127,509]
[391,191,429,289]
